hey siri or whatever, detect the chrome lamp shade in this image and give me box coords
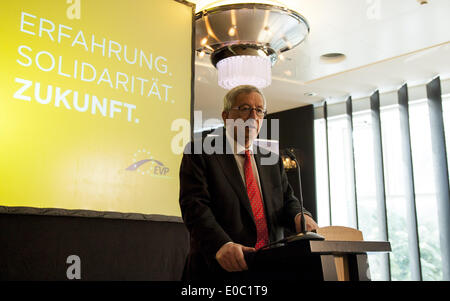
[195,3,309,89]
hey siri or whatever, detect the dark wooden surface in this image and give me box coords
[244,239,391,281]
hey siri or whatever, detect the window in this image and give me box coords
[353,109,386,280]
[314,118,330,227]
[443,93,450,181]
[409,99,443,280]
[314,78,449,281]
[327,115,355,228]
[380,104,413,281]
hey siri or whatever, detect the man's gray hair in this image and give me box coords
[223,85,267,112]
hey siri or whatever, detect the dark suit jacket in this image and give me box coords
[179,133,310,280]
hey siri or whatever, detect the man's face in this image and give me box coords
[222,91,265,148]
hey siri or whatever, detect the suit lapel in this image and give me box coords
[212,134,278,236]
[212,134,255,223]
[214,154,255,221]
[254,153,273,205]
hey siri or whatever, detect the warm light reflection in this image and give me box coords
[204,15,220,42]
[231,9,237,26]
[257,49,266,57]
[228,26,236,36]
[263,10,270,28]
[204,44,214,52]
[257,10,272,42]
[282,156,297,170]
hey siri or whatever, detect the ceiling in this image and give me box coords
[189,0,450,131]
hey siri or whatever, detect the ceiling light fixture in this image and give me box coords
[320,52,347,64]
[195,3,309,89]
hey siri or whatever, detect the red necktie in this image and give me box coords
[244,150,269,249]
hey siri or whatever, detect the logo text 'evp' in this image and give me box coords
[126,149,170,177]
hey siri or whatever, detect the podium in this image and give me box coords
[244,226,391,281]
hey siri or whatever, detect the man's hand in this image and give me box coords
[295,214,319,233]
[215,242,256,272]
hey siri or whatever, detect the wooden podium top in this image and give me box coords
[308,240,391,254]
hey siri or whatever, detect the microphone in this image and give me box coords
[257,148,324,252]
[282,148,324,242]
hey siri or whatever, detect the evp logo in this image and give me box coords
[126,149,170,177]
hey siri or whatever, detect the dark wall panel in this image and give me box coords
[0,213,189,280]
[267,105,317,220]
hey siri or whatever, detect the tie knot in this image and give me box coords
[244,150,251,158]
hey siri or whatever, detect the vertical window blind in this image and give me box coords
[314,76,450,281]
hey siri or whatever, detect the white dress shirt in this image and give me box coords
[225,130,264,198]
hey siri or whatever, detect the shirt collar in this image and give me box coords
[225,128,255,155]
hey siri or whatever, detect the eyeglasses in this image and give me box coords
[230,105,267,118]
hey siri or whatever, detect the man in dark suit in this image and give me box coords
[179,85,318,280]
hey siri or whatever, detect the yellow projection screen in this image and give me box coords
[0,0,194,219]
